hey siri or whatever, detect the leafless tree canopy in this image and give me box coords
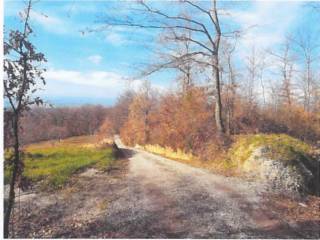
[101,0,243,135]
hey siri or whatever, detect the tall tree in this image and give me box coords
[291,31,319,112]
[102,0,240,134]
[269,39,296,107]
[3,0,46,237]
[244,47,258,110]
[220,39,238,135]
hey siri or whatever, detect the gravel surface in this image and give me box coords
[9,138,319,238]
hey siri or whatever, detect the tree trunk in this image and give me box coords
[226,110,231,135]
[144,109,150,144]
[213,57,225,135]
[4,115,20,238]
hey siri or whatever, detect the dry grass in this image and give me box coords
[142,134,315,177]
[144,144,194,161]
[142,143,237,176]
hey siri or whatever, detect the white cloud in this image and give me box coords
[105,32,127,46]
[44,69,126,89]
[227,1,303,53]
[31,11,61,26]
[42,69,166,99]
[30,10,68,34]
[88,55,103,64]
[42,69,140,98]
[221,2,304,103]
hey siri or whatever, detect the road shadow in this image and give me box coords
[115,146,136,159]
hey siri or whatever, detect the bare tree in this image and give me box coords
[220,39,237,135]
[147,26,195,94]
[268,39,296,107]
[3,1,46,237]
[245,46,259,108]
[101,0,240,134]
[291,31,319,111]
[258,53,267,107]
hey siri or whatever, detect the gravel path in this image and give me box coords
[10,138,319,238]
[96,137,315,238]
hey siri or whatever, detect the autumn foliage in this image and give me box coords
[112,84,320,162]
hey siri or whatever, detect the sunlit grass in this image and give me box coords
[144,144,194,161]
[228,134,313,165]
[4,136,115,189]
[142,143,230,173]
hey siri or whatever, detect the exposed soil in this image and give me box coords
[7,139,320,238]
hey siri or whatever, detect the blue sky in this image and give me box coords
[4,0,319,106]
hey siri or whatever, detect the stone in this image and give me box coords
[243,146,316,195]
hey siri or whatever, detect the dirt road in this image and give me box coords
[11,138,319,238]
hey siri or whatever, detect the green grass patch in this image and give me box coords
[228,134,313,165]
[4,136,116,189]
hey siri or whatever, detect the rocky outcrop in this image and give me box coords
[243,147,319,195]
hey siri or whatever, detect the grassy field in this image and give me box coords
[4,136,115,189]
